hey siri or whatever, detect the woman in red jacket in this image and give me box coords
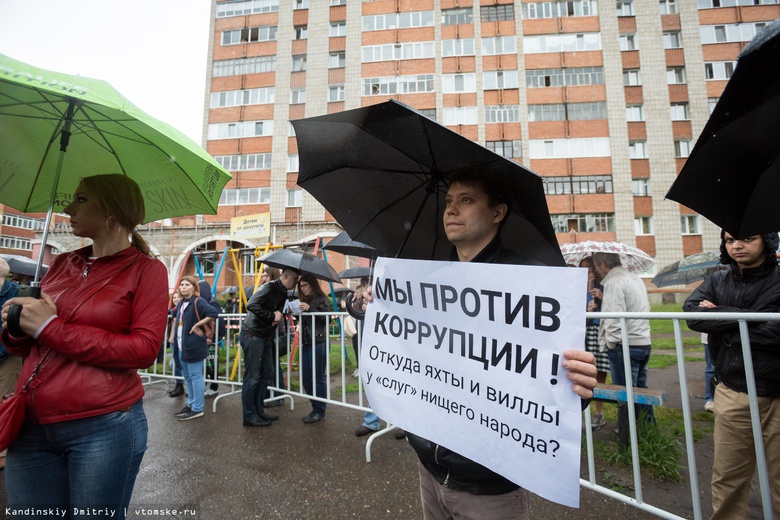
[1,174,169,517]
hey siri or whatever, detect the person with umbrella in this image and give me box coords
[295,273,332,424]
[0,174,169,516]
[683,231,780,519]
[363,169,598,518]
[240,268,300,427]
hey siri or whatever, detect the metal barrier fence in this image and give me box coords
[139,310,777,520]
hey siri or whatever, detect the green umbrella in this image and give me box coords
[0,52,231,226]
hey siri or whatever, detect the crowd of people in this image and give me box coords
[0,171,776,520]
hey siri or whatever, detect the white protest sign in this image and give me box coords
[362,257,587,508]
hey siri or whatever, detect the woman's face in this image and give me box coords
[299,279,312,297]
[179,280,195,298]
[63,183,108,239]
[262,271,271,283]
[172,292,181,306]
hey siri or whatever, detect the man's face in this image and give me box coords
[593,260,609,280]
[443,181,506,252]
[724,232,765,270]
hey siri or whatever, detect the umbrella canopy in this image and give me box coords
[220,286,239,296]
[665,20,780,237]
[0,254,47,278]
[560,241,655,273]
[258,248,341,284]
[338,266,373,280]
[292,100,564,266]
[323,231,382,259]
[652,251,725,288]
[0,53,232,223]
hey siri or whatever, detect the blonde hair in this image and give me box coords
[0,258,9,278]
[80,174,151,256]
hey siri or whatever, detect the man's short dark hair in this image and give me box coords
[448,168,512,232]
[593,252,621,269]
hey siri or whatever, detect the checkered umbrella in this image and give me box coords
[560,241,655,273]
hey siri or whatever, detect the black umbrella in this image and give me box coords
[651,251,725,288]
[338,266,373,279]
[323,231,382,259]
[258,248,341,284]
[292,100,565,266]
[666,20,780,237]
[0,254,48,278]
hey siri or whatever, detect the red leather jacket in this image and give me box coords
[2,246,168,424]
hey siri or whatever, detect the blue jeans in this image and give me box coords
[608,345,655,424]
[179,354,205,413]
[170,342,182,379]
[704,343,715,402]
[241,332,273,421]
[363,411,380,431]
[301,341,327,415]
[6,401,147,518]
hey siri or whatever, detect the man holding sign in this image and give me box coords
[363,170,597,518]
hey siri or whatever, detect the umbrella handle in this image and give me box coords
[344,292,366,321]
[5,286,41,338]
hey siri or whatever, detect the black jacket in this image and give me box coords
[299,293,330,346]
[684,260,780,397]
[406,235,562,495]
[242,280,288,339]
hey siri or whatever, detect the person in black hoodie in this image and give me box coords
[684,230,780,519]
[382,169,597,519]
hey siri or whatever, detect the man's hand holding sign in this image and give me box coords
[362,259,590,507]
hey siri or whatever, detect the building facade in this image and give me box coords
[202,0,779,279]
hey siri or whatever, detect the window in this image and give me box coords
[292,55,307,72]
[568,102,607,120]
[708,97,720,114]
[287,189,303,208]
[294,25,308,40]
[288,154,299,172]
[2,214,44,230]
[700,22,766,44]
[294,0,308,8]
[217,0,279,18]
[529,138,611,158]
[330,0,346,5]
[213,56,277,77]
[483,70,519,90]
[330,21,346,37]
[675,140,693,158]
[529,104,567,122]
[329,84,345,102]
[290,88,306,104]
[631,179,651,196]
[619,34,638,51]
[681,215,701,235]
[482,36,517,55]
[221,26,278,45]
[623,69,641,86]
[443,106,478,125]
[442,7,473,24]
[629,141,648,159]
[551,214,615,233]
[670,103,690,120]
[362,41,436,62]
[522,1,598,18]
[442,73,477,93]
[545,176,613,194]
[218,187,271,205]
[698,0,779,6]
[362,11,435,31]
[329,51,346,68]
[207,120,274,139]
[442,39,475,57]
[617,0,635,16]
[523,33,602,53]
[663,31,682,49]
[705,61,736,80]
[486,140,522,159]
[626,105,644,122]
[211,87,275,108]
[634,216,653,235]
[667,67,686,84]
[214,153,273,171]
[485,105,521,123]
[659,0,678,14]
[527,68,564,88]
[481,4,515,21]
[0,235,32,250]
[363,75,435,96]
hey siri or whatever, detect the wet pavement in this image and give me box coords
[1,381,661,520]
